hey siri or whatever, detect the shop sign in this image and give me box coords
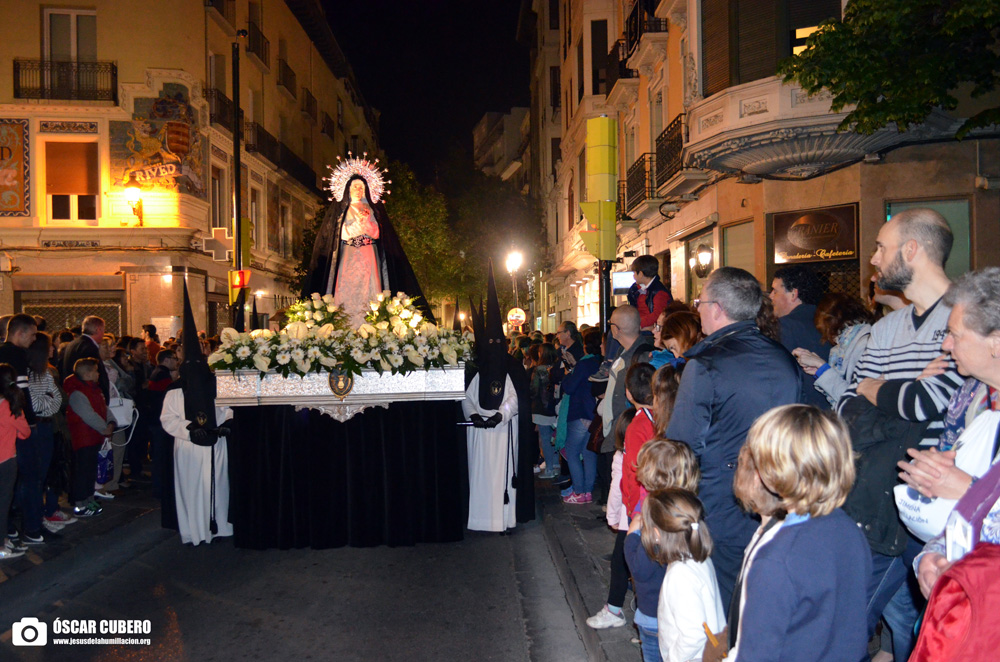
[507,308,526,328]
[773,204,857,264]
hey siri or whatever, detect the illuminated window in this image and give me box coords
[46,142,98,223]
[211,166,226,229]
[250,187,261,246]
[792,26,819,55]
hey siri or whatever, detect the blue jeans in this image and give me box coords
[16,422,53,537]
[538,424,557,474]
[634,609,662,662]
[871,536,924,662]
[564,418,596,494]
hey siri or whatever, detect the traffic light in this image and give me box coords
[579,117,618,261]
[229,269,250,305]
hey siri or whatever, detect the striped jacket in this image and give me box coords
[838,300,963,445]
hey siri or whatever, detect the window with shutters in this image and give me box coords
[46,142,98,223]
[549,0,559,30]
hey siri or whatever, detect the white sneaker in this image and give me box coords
[43,520,65,533]
[586,605,626,629]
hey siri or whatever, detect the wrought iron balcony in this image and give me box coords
[244,121,279,165]
[606,40,638,110]
[13,59,117,103]
[617,180,628,222]
[625,2,669,56]
[626,153,656,213]
[277,58,296,98]
[204,87,236,133]
[205,0,235,28]
[301,88,317,123]
[655,114,684,188]
[247,20,270,69]
[279,142,318,193]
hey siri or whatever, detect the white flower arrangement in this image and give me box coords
[208,290,473,378]
[285,293,351,332]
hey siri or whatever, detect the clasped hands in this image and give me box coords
[186,421,232,443]
[897,446,972,500]
[469,413,503,429]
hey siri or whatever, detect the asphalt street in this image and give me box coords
[0,479,636,662]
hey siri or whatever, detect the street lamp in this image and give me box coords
[124,173,143,226]
[689,244,714,279]
[505,250,523,308]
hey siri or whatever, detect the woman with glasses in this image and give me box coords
[650,311,703,370]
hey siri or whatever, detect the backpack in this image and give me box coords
[909,543,1000,662]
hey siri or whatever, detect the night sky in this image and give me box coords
[325,0,530,180]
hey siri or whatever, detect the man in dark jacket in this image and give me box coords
[771,264,831,409]
[665,267,803,612]
[0,314,38,426]
[60,316,109,401]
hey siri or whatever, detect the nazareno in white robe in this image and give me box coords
[463,374,518,532]
[161,389,234,546]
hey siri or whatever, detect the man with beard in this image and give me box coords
[837,208,963,661]
[463,262,533,532]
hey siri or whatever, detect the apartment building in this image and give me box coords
[0,0,378,335]
[530,0,999,329]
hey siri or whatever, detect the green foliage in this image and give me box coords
[779,0,1000,138]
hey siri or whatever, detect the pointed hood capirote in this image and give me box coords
[179,281,216,440]
[476,260,509,410]
[452,302,462,332]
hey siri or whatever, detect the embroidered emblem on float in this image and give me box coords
[490,380,502,396]
[196,412,208,426]
[329,370,355,399]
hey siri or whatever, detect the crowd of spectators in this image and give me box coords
[515,207,999,662]
[0,316,220,559]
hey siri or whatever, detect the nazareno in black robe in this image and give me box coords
[302,175,434,324]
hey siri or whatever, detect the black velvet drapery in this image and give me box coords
[226,400,467,550]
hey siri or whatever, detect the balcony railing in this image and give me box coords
[606,40,637,94]
[301,87,317,122]
[625,2,669,56]
[13,59,117,103]
[626,153,656,213]
[617,180,628,222]
[204,87,236,133]
[279,143,318,193]
[204,0,235,27]
[321,112,336,139]
[277,58,296,98]
[247,21,270,69]
[244,121,279,165]
[655,114,684,188]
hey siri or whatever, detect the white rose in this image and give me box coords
[376,321,389,330]
[220,328,241,346]
[327,304,338,313]
[285,322,309,340]
[311,292,322,301]
[322,293,334,304]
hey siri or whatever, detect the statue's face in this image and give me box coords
[349,179,366,203]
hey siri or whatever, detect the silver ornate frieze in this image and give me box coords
[215,365,466,422]
[39,121,98,134]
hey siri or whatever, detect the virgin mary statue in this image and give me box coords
[303,154,433,326]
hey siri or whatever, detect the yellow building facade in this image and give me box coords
[535,0,999,327]
[0,0,378,335]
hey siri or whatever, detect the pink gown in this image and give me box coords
[330,203,382,328]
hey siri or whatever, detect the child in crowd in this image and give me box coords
[622,362,657,519]
[738,404,870,662]
[0,364,30,559]
[725,445,787,660]
[643,489,726,662]
[650,364,681,440]
[64,358,113,518]
[606,408,637,533]
[588,361,657,630]
[626,440,701,661]
[530,343,560,479]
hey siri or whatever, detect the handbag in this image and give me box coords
[586,414,604,454]
[96,438,113,485]
[107,383,136,429]
[894,410,1000,542]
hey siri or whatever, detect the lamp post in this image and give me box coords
[505,250,523,309]
[124,173,143,226]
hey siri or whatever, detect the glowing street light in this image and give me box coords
[506,250,523,308]
[124,172,143,226]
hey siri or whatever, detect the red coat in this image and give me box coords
[64,375,107,451]
[0,399,30,463]
[622,407,656,517]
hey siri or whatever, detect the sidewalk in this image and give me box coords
[0,476,161,586]
[535,477,641,662]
